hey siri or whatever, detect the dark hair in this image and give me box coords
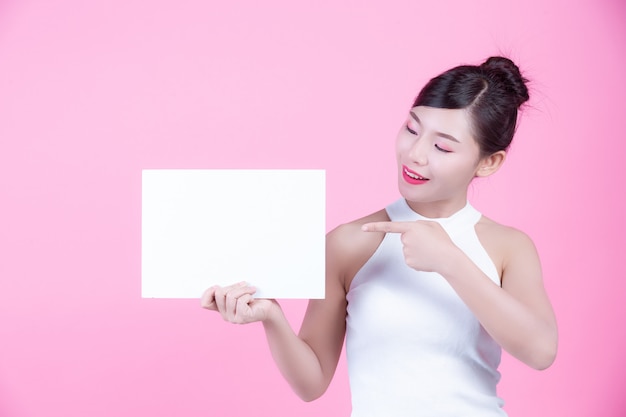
[413,56,529,156]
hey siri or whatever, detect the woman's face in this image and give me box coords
[396,106,484,215]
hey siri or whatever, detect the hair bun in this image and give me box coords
[480,56,529,107]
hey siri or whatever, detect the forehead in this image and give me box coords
[410,106,475,143]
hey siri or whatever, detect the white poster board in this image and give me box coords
[142,169,325,299]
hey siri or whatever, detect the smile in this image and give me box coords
[402,165,429,184]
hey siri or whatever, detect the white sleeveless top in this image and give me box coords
[346,199,507,417]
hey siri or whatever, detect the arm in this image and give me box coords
[201,226,351,401]
[361,220,558,370]
[263,229,348,400]
[440,227,557,369]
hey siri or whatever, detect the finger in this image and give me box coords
[213,282,246,311]
[200,286,218,310]
[361,221,413,233]
[225,285,257,322]
[213,286,231,319]
[235,293,254,323]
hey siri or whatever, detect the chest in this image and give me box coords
[346,226,500,348]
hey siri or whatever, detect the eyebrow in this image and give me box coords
[410,111,460,143]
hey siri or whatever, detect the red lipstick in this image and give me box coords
[402,165,429,185]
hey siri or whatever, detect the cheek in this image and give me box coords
[395,132,411,160]
[447,160,481,184]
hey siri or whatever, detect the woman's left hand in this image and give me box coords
[362,220,460,273]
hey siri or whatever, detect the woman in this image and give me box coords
[201,56,558,416]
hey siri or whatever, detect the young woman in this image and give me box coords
[201,56,558,416]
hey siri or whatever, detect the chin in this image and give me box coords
[397,179,423,202]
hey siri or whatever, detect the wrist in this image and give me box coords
[262,300,284,325]
[439,246,469,279]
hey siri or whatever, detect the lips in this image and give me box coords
[402,165,429,185]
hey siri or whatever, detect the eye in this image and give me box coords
[406,123,418,135]
[435,144,452,153]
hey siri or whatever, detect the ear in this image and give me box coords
[475,151,506,178]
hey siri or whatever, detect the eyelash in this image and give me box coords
[406,124,452,153]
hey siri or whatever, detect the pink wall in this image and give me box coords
[1,0,625,416]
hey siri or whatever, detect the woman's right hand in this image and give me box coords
[201,282,278,324]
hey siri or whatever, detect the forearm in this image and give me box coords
[262,304,328,401]
[442,251,557,369]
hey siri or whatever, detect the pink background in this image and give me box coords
[1,0,625,416]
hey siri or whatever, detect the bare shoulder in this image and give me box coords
[475,215,556,346]
[328,209,390,248]
[476,215,536,247]
[475,216,540,280]
[327,209,390,291]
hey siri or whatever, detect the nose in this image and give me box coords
[408,137,429,166]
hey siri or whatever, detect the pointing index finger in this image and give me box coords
[361,221,413,233]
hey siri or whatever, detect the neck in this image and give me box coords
[404,198,468,219]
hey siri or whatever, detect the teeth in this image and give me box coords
[405,168,424,180]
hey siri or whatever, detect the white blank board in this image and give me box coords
[142,169,325,299]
